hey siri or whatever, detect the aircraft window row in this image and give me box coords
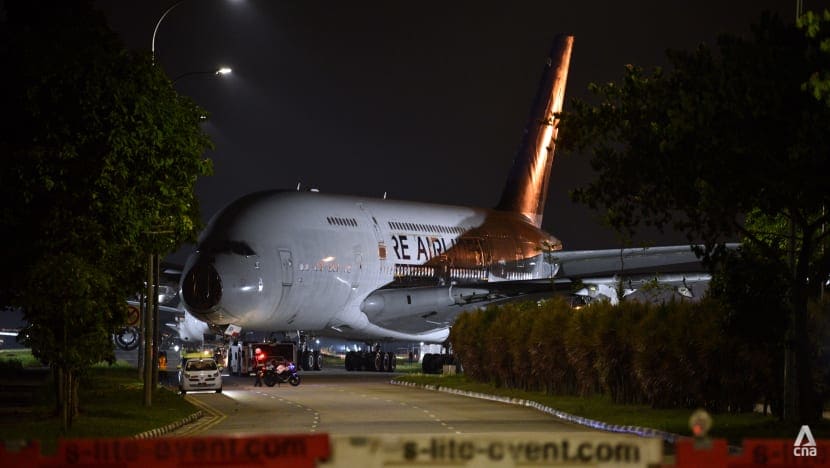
[391,264,487,281]
[198,240,256,256]
[504,271,533,281]
[394,264,435,278]
[327,216,358,227]
[450,268,488,281]
[388,221,465,234]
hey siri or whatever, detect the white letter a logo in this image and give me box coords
[795,425,817,447]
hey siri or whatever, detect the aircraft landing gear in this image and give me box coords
[300,349,321,371]
[421,342,455,374]
[344,344,396,372]
[297,333,322,371]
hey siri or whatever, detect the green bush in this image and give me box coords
[450,295,829,415]
[528,298,576,394]
[592,301,646,404]
[564,305,601,396]
[451,307,497,381]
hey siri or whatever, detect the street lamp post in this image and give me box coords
[144,0,190,408]
[143,0,233,407]
[143,230,171,407]
[139,62,229,405]
[152,0,187,60]
[143,253,155,406]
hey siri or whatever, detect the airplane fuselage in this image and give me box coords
[181,190,562,342]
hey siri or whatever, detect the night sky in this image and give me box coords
[93,0,829,263]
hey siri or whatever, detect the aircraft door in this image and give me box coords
[358,203,386,284]
[278,249,293,286]
[358,203,384,251]
[353,251,363,289]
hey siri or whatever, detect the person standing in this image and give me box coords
[254,366,263,387]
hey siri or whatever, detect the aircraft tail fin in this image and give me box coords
[496,34,573,227]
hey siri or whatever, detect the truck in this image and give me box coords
[227,341,299,376]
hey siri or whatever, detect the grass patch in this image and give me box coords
[392,360,423,374]
[320,354,424,374]
[395,373,830,444]
[0,348,42,368]
[0,362,198,455]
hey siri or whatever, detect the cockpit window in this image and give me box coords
[198,240,256,256]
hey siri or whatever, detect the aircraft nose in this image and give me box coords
[181,261,222,313]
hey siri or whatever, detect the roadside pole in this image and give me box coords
[152,253,160,388]
[143,254,154,407]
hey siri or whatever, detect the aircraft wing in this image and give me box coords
[361,246,714,337]
[488,244,730,303]
[550,245,713,278]
[364,244,731,334]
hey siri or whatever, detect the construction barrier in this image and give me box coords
[3,433,829,467]
[675,437,830,467]
[321,434,662,467]
[0,434,330,468]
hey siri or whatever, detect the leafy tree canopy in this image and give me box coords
[799,10,830,105]
[558,13,829,280]
[0,0,213,308]
[0,0,213,427]
[557,12,830,422]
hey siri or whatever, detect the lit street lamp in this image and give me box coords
[173,67,233,85]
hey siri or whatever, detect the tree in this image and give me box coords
[557,13,830,423]
[707,244,788,413]
[0,1,212,430]
[799,10,830,105]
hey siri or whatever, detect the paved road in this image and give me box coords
[171,369,597,437]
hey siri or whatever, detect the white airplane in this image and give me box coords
[180,35,712,371]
